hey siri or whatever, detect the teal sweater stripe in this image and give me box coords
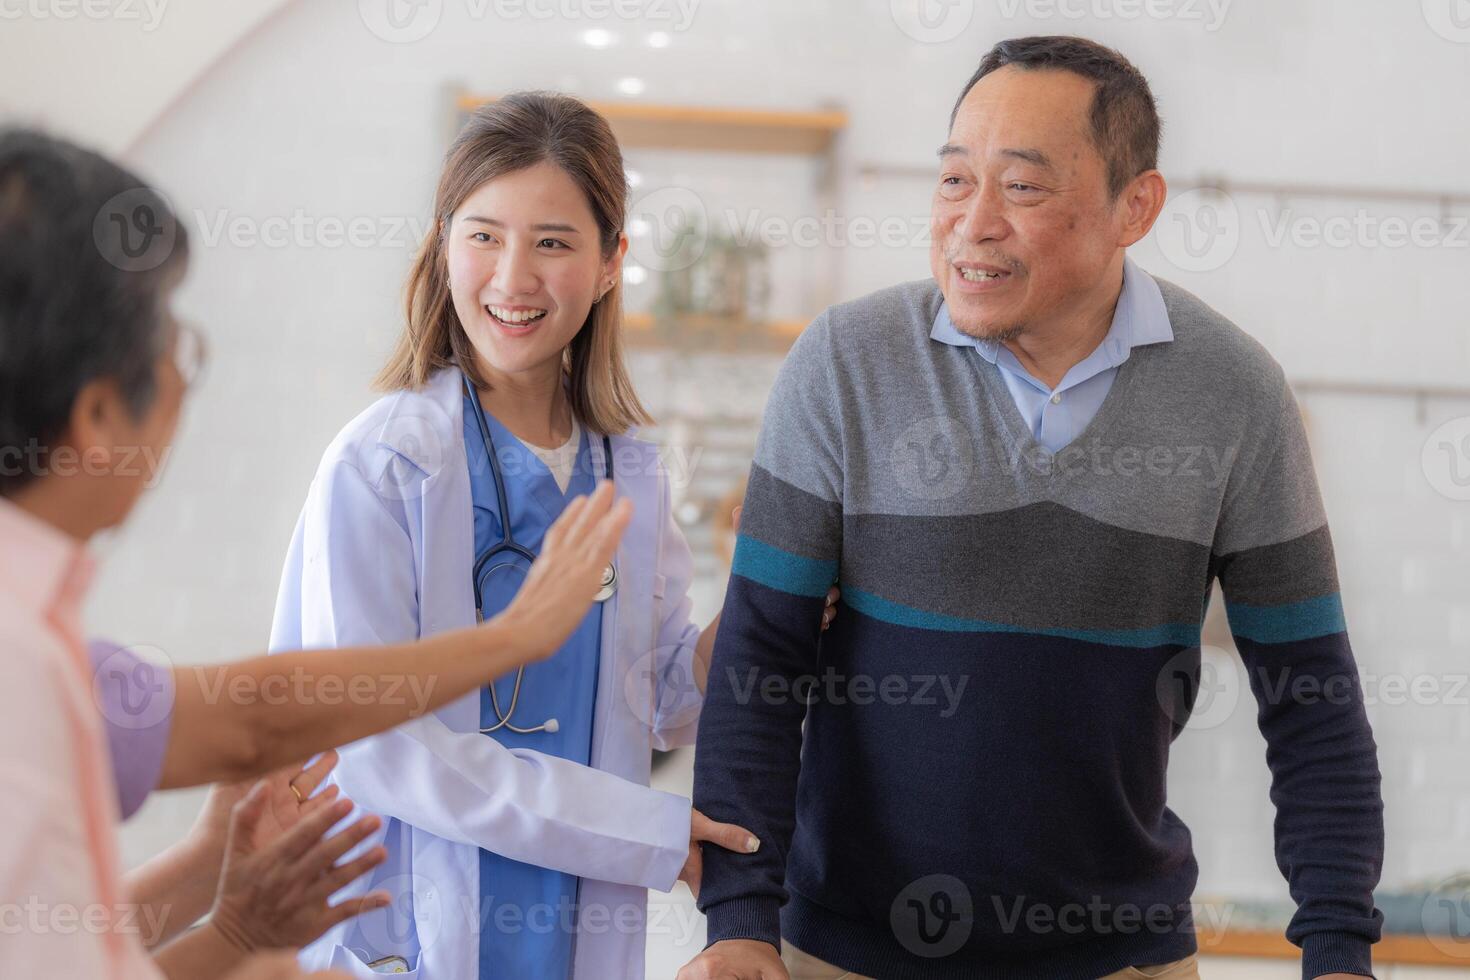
[731,534,838,599]
[841,586,1203,648]
[1225,592,1347,644]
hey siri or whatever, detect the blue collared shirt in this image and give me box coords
[930,257,1173,452]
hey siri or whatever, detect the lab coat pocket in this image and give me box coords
[326,944,421,977]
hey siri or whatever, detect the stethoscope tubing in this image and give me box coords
[463,371,615,735]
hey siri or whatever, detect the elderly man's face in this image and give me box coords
[929,65,1130,342]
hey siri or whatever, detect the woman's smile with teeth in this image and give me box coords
[487,305,548,325]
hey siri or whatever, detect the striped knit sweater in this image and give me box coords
[692,274,1384,980]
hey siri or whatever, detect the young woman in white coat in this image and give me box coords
[270,92,837,979]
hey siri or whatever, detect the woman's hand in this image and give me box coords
[129,754,349,953]
[494,480,633,661]
[678,807,761,899]
[208,783,391,953]
[820,585,840,631]
[190,752,342,863]
[239,752,342,851]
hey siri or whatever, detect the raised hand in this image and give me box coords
[208,783,390,953]
[244,752,342,850]
[193,752,341,859]
[494,480,633,660]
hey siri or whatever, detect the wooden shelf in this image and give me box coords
[620,311,808,352]
[1196,926,1470,966]
[457,94,846,155]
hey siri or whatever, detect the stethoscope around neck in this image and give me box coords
[463,371,617,736]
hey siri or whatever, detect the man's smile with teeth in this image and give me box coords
[487,305,548,324]
[959,268,1009,281]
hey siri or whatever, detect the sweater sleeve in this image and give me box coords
[1211,373,1385,980]
[692,313,844,950]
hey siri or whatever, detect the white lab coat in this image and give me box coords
[268,365,704,979]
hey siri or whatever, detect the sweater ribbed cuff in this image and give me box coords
[702,895,782,952]
[1301,931,1375,980]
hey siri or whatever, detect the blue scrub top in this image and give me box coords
[463,390,604,979]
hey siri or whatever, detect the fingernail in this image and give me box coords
[746,836,760,853]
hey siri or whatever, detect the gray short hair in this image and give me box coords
[951,36,1161,199]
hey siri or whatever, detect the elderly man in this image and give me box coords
[681,35,1382,980]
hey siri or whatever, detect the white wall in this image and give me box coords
[7,0,1468,964]
[0,0,291,153]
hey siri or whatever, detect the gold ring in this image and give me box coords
[289,782,305,805]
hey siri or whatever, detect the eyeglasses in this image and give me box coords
[170,321,208,389]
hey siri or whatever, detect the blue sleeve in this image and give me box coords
[1213,380,1384,980]
[693,317,843,950]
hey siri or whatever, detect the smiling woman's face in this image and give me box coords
[446,160,624,380]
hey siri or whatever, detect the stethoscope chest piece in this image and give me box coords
[594,562,618,603]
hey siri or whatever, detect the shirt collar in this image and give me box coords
[0,496,95,618]
[930,256,1174,367]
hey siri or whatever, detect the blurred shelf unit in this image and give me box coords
[455,93,847,156]
[622,311,807,353]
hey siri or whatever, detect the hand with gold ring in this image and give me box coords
[251,751,341,851]
[190,751,343,865]
[156,752,348,956]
